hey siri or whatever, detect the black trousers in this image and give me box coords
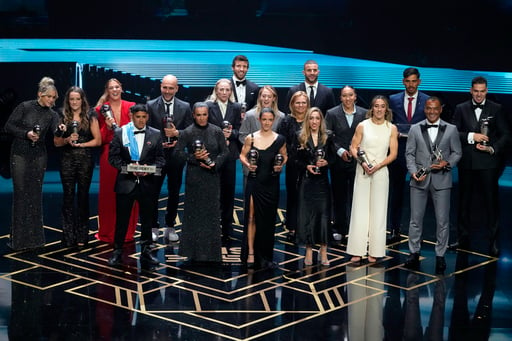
[219,158,237,237]
[330,166,355,236]
[154,154,185,228]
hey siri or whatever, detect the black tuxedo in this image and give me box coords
[109,126,165,249]
[387,91,429,232]
[325,105,367,236]
[230,78,259,110]
[147,96,192,227]
[207,101,242,238]
[452,99,511,247]
[285,82,335,115]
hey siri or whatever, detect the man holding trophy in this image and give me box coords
[404,97,461,274]
[451,76,511,256]
[107,104,165,267]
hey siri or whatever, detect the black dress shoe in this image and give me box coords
[404,252,420,269]
[449,238,469,250]
[387,229,401,243]
[489,241,500,257]
[435,256,446,274]
[108,249,123,266]
[141,247,159,265]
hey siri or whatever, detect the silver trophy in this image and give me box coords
[247,147,259,178]
[314,148,325,174]
[31,124,41,147]
[272,153,284,176]
[101,104,118,129]
[480,117,491,146]
[193,139,214,167]
[241,102,247,120]
[71,120,79,144]
[415,166,430,178]
[431,145,443,164]
[356,148,373,169]
[162,114,176,143]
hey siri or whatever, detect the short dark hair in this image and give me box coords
[472,76,487,87]
[259,107,275,119]
[426,96,442,106]
[403,67,420,79]
[193,101,209,113]
[232,55,249,67]
[130,103,148,114]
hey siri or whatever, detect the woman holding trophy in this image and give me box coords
[240,108,287,269]
[295,107,333,266]
[346,96,398,263]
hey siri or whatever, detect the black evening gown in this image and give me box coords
[5,100,58,250]
[57,110,97,246]
[242,134,286,267]
[295,136,332,245]
[175,122,228,263]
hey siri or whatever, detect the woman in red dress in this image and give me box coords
[95,78,139,243]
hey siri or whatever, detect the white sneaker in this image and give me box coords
[152,228,159,242]
[165,227,179,242]
[333,233,342,241]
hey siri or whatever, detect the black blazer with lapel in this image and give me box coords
[325,104,367,170]
[452,99,511,170]
[108,126,166,194]
[146,96,193,138]
[285,82,336,115]
[230,78,259,110]
[207,101,242,160]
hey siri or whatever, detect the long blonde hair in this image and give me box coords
[207,78,235,102]
[254,85,280,114]
[95,78,122,108]
[298,107,327,148]
[366,95,393,122]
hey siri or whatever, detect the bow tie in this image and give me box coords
[472,103,484,110]
[236,80,246,87]
[134,130,145,134]
[426,124,438,129]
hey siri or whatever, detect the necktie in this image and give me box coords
[134,130,145,134]
[236,80,246,87]
[472,103,484,110]
[309,86,315,106]
[407,97,414,122]
[164,102,172,114]
[427,124,438,128]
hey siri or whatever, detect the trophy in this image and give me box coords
[272,153,284,176]
[193,139,214,167]
[241,102,247,120]
[31,124,41,147]
[356,148,373,169]
[247,147,259,178]
[162,114,176,144]
[314,148,325,174]
[71,120,79,144]
[480,117,491,146]
[431,145,443,164]
[101,104,118,129]
[415,166,430,178]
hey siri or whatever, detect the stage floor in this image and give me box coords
[0,168,511,340]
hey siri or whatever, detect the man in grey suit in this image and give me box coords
[404,97,462,274]
[147,75,192,243]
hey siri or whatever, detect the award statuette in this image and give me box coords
[356,148,373,169]
[415,166,430,178]
[31,124,41,147]
[193,139,214,167]
[480,117,491,146]
[71,120,79,144]
[121,163,161,176]
[101,104,118,129]
[272,153,284,176]
[314,148,325,174]
[241,102,247,120]
[247,147,259,178]
[162,114,176,144]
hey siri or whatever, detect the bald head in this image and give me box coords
[161,75,179,101]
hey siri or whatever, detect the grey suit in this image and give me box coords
[405,119,462,256]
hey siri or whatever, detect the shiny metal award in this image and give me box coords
[101,104,118,129]
[480,117,491,146]
[314,148,325,173]
[193,139,214,167]
[31,124,41,147]
[71,120,79,144]
[122,163,161,176]
[415,166,430,178]
[356,148,373,169]
[272,153,284,176]
[247,147,259,178]
[162,114,176,143]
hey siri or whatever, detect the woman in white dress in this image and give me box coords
[346,95,398,263]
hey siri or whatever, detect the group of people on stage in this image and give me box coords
[5,56,510,273]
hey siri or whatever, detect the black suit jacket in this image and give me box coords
[207,101,242,160]
[325,105,367,170]
[285,82,336,115]
[108,126,166,194]
[452,99,510,170]
[146,96,193,138]
[230,78,259,110]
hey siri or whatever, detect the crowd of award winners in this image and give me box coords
[5,55,510,272]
